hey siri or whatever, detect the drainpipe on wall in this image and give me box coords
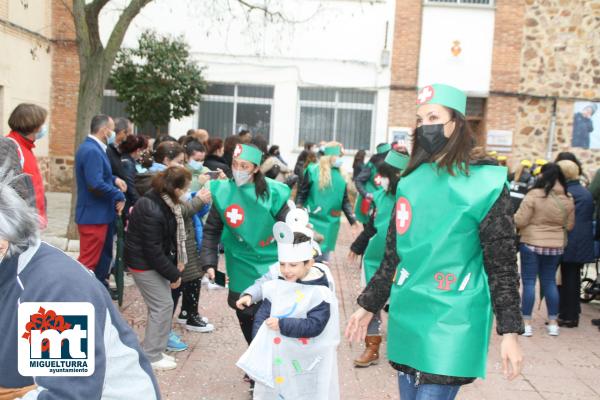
[546,98,557,160]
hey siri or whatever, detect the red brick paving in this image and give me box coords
[46,193,600,400]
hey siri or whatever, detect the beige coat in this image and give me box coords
[515,185,575,248]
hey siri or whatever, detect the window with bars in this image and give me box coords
[198,83,274,141]
[298,88,376,151]
[424,0,494,6]
[101,90,167,137]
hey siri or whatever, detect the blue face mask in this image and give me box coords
[106,130,116,146]
[36,125,48,141]
[333,158,344,168]
[188,160,204,170]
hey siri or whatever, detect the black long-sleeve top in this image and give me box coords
[357,187,524,385]
[295,170,357,226]
[198,194,290,292]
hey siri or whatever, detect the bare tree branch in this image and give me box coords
[72,0,90,60]
[103,0,153,69]
[235,0,320,24]
[85,0,111,18]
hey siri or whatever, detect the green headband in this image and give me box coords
[416,83,467,115]
[384,150,409,170]
[376,143,392,154]
[323,146,342,156]
[233,144,262,165]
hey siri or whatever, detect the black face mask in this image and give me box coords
[415,123,450,155]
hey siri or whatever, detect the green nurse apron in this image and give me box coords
[304,164,347,253]
[354,162,381,223]
[210,178,290,293]
[362,188,395,284]
[388,163,507,378]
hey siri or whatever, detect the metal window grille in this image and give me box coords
[298,88,376,151]
[101,90,167,137]
[199,83,274,141]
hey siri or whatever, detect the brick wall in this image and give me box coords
[486,0,525,152]
[387,0,422,129]
[49,0,78,191]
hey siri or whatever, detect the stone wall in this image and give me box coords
[511,0,600,174]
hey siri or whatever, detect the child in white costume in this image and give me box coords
[236,206,340,400]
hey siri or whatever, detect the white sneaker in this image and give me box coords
[547,324,559,336]
[522,325,533,337]
[207,282,225,290]
[161,353,175,362]
[124,273,135,287]
[151,356,177,370]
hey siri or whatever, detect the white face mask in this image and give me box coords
[233,169,252,186]
[380,177,390,191]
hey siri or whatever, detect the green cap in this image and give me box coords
[384,150,409,170]
[323,145,342,156]
[376,143,392,154]
[416,83,467,115]
[233,143,262,165]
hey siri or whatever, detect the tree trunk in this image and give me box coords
[66,59,108,240]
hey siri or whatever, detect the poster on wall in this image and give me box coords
[571,101,600,149]
[486,130,513,153]
[388,127,412,152]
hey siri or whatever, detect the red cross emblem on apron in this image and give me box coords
[395,197,412,235]
[225,204,245,228]
[233,144,243,158]
[373,174,383,187]
[417,85,435,105]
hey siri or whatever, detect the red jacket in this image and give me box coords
[7,131,47,228]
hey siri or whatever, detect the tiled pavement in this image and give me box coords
[45,193,600,400]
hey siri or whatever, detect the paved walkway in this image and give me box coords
[45,193,600,400]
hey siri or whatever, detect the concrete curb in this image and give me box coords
[42,235,80,252]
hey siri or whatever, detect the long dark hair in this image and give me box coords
[353,150,366,169]
[377,162,402,196]
[403,109,475,177]
[533,163,569,197]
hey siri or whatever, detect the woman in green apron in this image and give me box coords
[296,143,359,262]
[199,143,291,348]
[345,84,524,400]
[348,149,409,368]
[353,143,391,223]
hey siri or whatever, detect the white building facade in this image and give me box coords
[101,0,397,161]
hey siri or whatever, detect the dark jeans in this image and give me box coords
[559,262,582,321]
[172,278,202,319]
[520,244,561,320]
[398,372,460,400]
[227,291,260,345]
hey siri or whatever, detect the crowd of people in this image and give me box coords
[0,82,597,400]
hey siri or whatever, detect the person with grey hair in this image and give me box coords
[107,117,133,180]
[75,114,127,289]
[0,171,161,399]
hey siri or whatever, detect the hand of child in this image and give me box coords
[236,295,252,310]
[266,317,280,331]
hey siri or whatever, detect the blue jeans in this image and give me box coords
[398,372,460,400]
[519,244,560,320]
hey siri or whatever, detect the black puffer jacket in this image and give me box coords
[204,154,232,178]
[124,190,180,282]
